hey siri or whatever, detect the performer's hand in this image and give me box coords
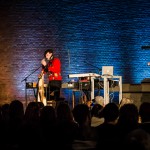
[38,74,42,79]
[38,71,44,79]
[41,58,47,66]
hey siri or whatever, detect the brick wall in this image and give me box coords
[0,0,150,106]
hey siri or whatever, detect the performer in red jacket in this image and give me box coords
[41,48,62,101]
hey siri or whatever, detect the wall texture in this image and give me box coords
[0,0,150,106]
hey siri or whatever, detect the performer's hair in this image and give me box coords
[44,49,53,57]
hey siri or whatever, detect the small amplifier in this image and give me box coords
[61,82,79,89]
[26,82,37,88]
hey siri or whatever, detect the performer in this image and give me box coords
[40,48,62,102]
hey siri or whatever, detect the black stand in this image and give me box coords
[21,65,41,108]
[84,61,102,74]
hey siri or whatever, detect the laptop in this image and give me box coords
[102,66,114,76]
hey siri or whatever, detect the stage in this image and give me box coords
[61,82,150,109]
[112,83,150,108]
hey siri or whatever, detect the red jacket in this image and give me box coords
[47,57,62,81]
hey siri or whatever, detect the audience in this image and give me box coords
[55,101,79,150]
[21,101,43,149]
[119,97,134,108]
[0,98,149,150]
[117,103,139,135]
[7,100,24,149]
[116,103,140,150]
[39,105,57,150]
[72,103,96,150]
[123,128,150,150]
[96,102,119,150]
[91,103,104,127]
[139,102,150,134]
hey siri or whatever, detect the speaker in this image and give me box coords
[141,78,150,83]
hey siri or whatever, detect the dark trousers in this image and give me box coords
[45,80,61,101]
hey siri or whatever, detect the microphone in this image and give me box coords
[41,58,49,66]
[41,58,49,72]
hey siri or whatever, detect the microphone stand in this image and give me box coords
[84,61,102,74]
[21,65,41,108]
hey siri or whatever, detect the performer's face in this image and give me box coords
[46,52,52,60]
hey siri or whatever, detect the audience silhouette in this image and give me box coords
[0,99,149,150]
